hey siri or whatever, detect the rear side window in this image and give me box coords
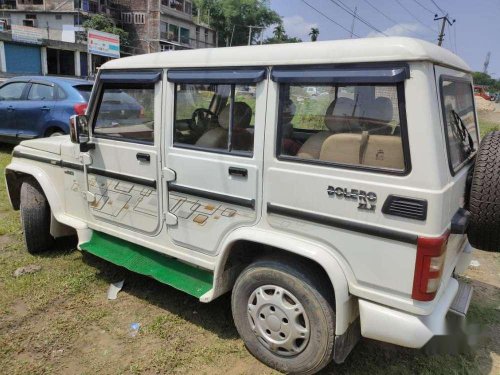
[75,85,93,101]
[277,83,407,172]
[0,82,26,100]
[93,83,155,144]
[28,83,55,100]
[440,78,478,173]
[173,83,256,155]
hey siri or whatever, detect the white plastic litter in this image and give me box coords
[107,280,125,300]
[468,260,480,269]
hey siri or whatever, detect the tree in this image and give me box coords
[83,15,129,52]
[273,24,286,41]
[194,0,281,46]
[472,72,500,92]
[263,22,301,44]
[309,27,319,42]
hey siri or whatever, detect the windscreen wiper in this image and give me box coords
[451,109,475,154]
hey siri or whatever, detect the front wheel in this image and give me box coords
[231,258,335,374]
[20,178,54,254]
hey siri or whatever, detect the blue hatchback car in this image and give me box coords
[0,76,93,143]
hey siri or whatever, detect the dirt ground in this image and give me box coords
[0,112,499,374]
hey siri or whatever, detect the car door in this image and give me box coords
[0,81,28,138]
[163,68,267,255]
[15,81,57,139]
[85,70,163,235]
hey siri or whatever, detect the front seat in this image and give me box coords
[362,97,394,135]
[195,102,253,150]
[297,97,361,159]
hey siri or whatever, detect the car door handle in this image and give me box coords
[40,106,51,111]
[229,167,248,177]
[136,153,151,163]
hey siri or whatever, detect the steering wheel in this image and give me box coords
[191,108,217,133]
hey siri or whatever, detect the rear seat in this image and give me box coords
[320,132,404,170]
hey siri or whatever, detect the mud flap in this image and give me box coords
[333,318,361,364]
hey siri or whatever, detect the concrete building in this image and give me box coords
[0,0,216,78]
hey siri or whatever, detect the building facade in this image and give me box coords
[0,0,216,78]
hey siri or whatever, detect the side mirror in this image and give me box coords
[69,115,90,144]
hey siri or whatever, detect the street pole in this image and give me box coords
[434,14,455,46]
[350,6,357,39]
[248,26,252,45]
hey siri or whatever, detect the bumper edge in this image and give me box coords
[359,278,459,348]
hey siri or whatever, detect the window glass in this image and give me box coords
[174,83,256,154]
[28,83,55,100]
[75,85,93,101]
[180,27,190,44]
[278,84,405,171]
[94,84,155,143]
[0,82,26,100]
[168,24,179,42]
[441,79,478,172]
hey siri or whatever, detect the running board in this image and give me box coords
[449,279,473,317]
[80,231,213,298]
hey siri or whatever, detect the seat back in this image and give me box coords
[362,135,404,169]
[320,133,363,165]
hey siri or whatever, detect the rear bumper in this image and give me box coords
[359,277,463,348]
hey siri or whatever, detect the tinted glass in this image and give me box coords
[94,84,154,143]
[278,84,405,171]
[174,83,255,154]
[441,79,478,172]
[0,82,26,100]
[75,85,93,101]
[28,83,55,100]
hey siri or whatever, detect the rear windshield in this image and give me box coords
[440,78,479,173]
[75,85,93,101]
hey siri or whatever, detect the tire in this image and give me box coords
[231,258,335,374]
[20,178,54,254]
[468,131,500,252]
[49,132,64,137]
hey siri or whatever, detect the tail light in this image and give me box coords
[411,231,449,301]
[74,103,88,115]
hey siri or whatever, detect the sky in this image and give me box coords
[266,0,500,76]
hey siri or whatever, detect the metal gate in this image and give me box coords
[5,43,42,74]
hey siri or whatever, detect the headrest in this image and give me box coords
[218,102,252,130]
[366,97,394,123]
[324,97,360,133]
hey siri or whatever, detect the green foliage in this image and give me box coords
[309,27,319,42]
[264,23,302,44]
[472,72,500,92]
[194,0,281,46]
[82,14,129,49]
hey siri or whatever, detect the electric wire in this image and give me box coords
[301,0,360,37]
[394,0,437,32]
[429,0,447,15]
[411,0,435,15]
[328,0,387,36]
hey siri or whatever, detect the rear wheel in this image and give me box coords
[468,131,500,252]
[231,258,335,374]
[20,178,54,254]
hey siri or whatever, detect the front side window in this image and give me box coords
[277,84,406,172]
[93,83,155,144]
[441,78,478,173]
[174,83,256,155]
[0,82,26,100]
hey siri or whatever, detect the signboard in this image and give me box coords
[11,24,44,45]
[88,29,120,58]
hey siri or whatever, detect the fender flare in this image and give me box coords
[6,160,87,230]
[43,120,69,136]
[212,227,357,335]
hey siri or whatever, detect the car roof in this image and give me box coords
[4,76,93,86]
[101,37,471,72]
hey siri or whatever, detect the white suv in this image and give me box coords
[6,38,499,374]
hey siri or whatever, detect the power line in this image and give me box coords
[328,0,387,36]
[301,0,360,37]
[360,0,431,39]
[434,13,455,46]
[394,0,437,32]
[411,0,435,15]
[429,0,447,15]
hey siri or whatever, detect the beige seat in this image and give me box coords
[362,135,404,169]
[297,97,361,159]
[320,133,364,165]
[361,97,395,135]
[195,102,253,150]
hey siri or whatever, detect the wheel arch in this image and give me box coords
[207,228,357,335]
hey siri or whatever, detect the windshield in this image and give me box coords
[441,79,478,172]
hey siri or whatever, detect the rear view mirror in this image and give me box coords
[69,115,90,144]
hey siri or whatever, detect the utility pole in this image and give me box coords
[248,25,253,45]
[247,26,265,46]
[434,14,455,46]
[350,6,357,39]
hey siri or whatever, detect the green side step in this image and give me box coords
[80,231,213,298]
